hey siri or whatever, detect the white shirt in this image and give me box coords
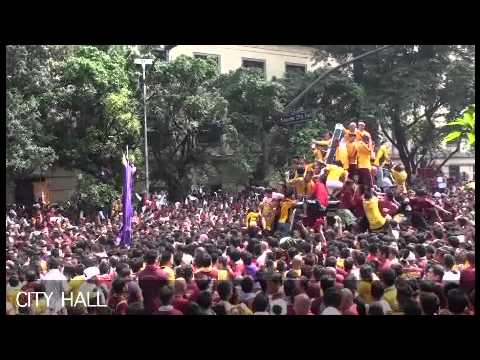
[41,269,68,313]
[321,307,342,315]
[443,270,460,282]
[182,253,193,265]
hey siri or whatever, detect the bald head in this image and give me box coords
[292,255,303,269]
[325,267,337,278]
[358,122,366,130]
[294,293,311,315]
[348,122,357,131]
[340,288,354,311]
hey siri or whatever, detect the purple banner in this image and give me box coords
[118,158,135,247]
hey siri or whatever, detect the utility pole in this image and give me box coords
[134,58,153,197]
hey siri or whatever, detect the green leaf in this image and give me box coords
[446,119,467,127]
[443,131,462,144]
[463,111,475,130]
[467,132,475,145]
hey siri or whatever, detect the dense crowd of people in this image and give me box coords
[6,121,476,315]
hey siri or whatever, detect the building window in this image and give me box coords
[448,165,460,181]
[285,63,306,76]
[193,53,220,72]
[242,58,266,78]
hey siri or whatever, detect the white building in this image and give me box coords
[168,45,320,80]
[391,143,475,181]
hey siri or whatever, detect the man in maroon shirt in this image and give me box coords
[339,179,356,211]
[108,279,129,315]
[172,277,189,314]
[460,251,475,295]
[138,250,168,314]
[379,191,399,217]
[155,285,183,315]
[410,190,451,225]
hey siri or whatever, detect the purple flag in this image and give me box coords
[118,156,135,247]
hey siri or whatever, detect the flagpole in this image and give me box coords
[126,145,129,164]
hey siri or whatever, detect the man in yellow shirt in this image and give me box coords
[287,170,316,200]
[160,251,176,286]
[335,140,350,171]
[312,132,333,162]
[356,134,373,187]
[373,141,391,189]
[277,189,296,235]
[325,160,348,197]
[68,265,86,303]
[356,121,374,159]
[344,122,358,176]
[362,187,392,234]
[259,189,281,233]
[246,208,261,232]
[392,163,408,194]
[6,276,23,313]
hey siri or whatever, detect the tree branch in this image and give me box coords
[436,141,461,170]
[379,123,398,148]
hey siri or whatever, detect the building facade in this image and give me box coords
[6,167,80,206]
[168,45,320,80]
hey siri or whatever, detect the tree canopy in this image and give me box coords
[6,45,475,205]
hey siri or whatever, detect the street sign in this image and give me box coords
[134,58,154,65]
[279,110,313,126]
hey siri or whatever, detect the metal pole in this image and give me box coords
[142,63,149,197]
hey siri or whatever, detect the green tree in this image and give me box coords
[315,45,475,176]
[146,55,231,201]
[6,45,74,178]
[217,68,286,184]
[51,46,143,187]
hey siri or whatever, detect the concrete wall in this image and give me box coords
[6,167,80,205]
[42,167,79,203]
[169,45,320,80]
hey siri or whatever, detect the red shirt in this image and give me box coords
[460,266,475,294]
[410,197,435,213]
[138,265,168,314]
[108,294,128,315]
[311,297,323,315]
[379,199,398,217]
[314,182,329,207]
[340,188,355,210]
[379,259,392,272]
[353,192,365,218]
[172,295,189,314]
[97,273,113,291]
[230,260,245,278]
